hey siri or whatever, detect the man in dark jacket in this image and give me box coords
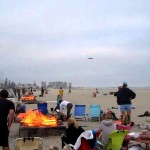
[115,82,136,125]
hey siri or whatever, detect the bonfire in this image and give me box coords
[17,110,58,127]
[21,95,35,101]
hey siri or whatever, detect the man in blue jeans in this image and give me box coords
[115,82,136,125]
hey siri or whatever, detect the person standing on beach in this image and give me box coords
[67,86,71,94]
[0,90,15,150]
[59,87,64,99]
[30,87,33,94]
[22,87,25,96]
[96,88,99,94]
[17,88,21,101]
[41,87,44,97]
[115,82,136,125]
[13,88,16,97]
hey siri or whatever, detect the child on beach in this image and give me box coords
[54,95,61,111]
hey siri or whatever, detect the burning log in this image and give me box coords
[21,95,35,101]
[21,95,37,104]
[17,110,58,127]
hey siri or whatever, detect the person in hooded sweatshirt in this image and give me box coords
[96,113,116,145]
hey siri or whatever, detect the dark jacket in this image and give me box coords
[66,123,85,145]
[115,87,136,105]
[114,91,119,105]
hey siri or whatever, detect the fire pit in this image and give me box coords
[17,110,58,127]
[19,125,66,137]
[17,110,66,137]
[21,95,37,104]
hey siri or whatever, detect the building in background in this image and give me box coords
[47,81,71,89]
[16,83,38,89]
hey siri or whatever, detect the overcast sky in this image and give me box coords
[0,0,150,87]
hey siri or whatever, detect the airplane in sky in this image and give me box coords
[88,57,94,59]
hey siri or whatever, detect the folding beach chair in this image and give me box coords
[14,137,44,150]
[64,138,95,150]
[87,104,101,121]
[105,130,129,150]
[72,104,86,120]
[65,130,97,150]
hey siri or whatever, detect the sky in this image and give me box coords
[0,0,150,87]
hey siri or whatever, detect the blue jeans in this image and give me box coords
[119,104,132,112]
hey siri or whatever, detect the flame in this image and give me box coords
[21,95,35,101]
[17,110,58,127]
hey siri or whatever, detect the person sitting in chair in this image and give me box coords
[61,117,84,149]
[96,113,117,145]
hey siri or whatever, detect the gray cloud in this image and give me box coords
[0,0,150,87]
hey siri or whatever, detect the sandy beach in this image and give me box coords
[8,87,150,150]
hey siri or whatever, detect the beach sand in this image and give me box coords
[8,87,150,150]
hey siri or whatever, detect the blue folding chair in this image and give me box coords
[87,104,101,121]
[72,104,86,120]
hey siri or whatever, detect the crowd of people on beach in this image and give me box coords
[1,82,149,150]
[51,82,138,149]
